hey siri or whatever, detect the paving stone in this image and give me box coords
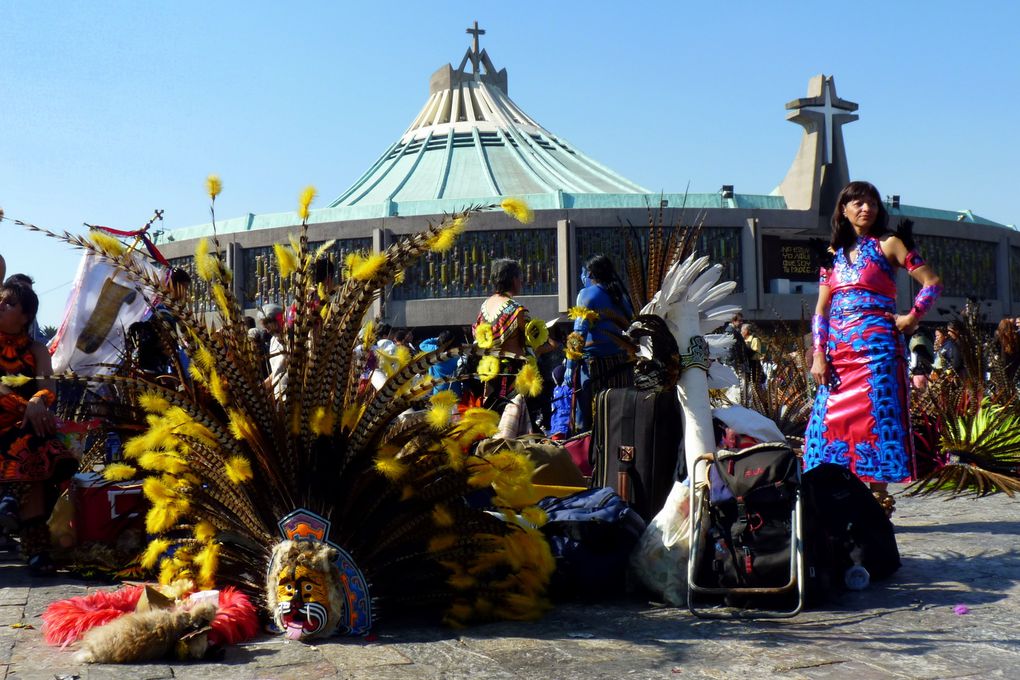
[1,490,1018,678]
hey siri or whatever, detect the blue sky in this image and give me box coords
[2,1,1018,326]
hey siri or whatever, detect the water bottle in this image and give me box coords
[105,431,123,463]
[844,564,870,591]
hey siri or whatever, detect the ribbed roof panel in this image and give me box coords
[329,43,647,209]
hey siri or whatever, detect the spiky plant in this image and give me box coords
[909,309,1020,497]
[907,398,1020,498]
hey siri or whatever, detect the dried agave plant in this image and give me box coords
[909,310,1020,497]
[907,397,1020,498]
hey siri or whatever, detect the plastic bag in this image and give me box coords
[629,481,692,606]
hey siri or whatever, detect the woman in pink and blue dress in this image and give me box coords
[804,181,942,515]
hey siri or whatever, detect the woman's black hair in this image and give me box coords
[490,258,523,295]
[2,282,39,329]
[830,181,890,253]
[583,253,634,316]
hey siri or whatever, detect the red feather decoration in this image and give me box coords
[42,585,144,648]
[208,587,260,645]
[41,585,258,650]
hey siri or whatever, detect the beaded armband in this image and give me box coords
[904,250,926,273]
[811,314,829,354]
[910,283,943,320]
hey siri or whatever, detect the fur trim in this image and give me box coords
[42,585,144,648]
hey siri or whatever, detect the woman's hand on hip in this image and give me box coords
[895,313,919,335]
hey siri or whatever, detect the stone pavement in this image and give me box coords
[2,487,1019,680]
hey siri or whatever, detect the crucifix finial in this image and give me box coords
[466,21,485,71]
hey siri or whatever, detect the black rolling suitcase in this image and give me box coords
[590,387,684,522]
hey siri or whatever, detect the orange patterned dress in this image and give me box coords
[0,332,73,482]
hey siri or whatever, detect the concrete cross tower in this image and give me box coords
[777,75,859,223]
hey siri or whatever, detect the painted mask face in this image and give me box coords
[580,267,592,288]
[274,562,336,640]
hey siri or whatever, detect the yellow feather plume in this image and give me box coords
[310,406,337,436]
[211,285,232,321]
[521,506,548,528]
[428,216,465,253]
[432,505,455,527]
[143,476,178,504]
[442,437,466,470]
[139,392,172,414]
[500,197,534,224]
[188,363,208,386]
[228,409,259,443]
[274,242,299,279]
[426,391,457,429]
[341,403,364,431]
[194,238,218,281]
[89,231,126,258]
[224,456,253,484]
[103,463,137,481]
[146,500,187,534]
[194,543,220,586]
[350,252,388,281]
[194,520,217,543]
[375,456,408,481]
[314,240,336,259]
[297,185,317,221]
[1,375,32,388]
[513,360,543,398]
[206,174,222,200]
[477,355,500,382]
[209,369,228,405]
[141,538,171,570]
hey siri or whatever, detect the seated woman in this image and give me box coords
[0,281,76,574]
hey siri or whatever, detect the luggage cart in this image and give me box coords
[687,444,805,618]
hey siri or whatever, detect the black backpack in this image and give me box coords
[801,463,901,601]
[699,443,800,589]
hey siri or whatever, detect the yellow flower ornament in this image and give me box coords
[524,318,549,349]
[475,323,494,349]
[477,355,500,382]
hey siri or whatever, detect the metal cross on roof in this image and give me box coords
[785,76,858,165]
[466,21,485,71]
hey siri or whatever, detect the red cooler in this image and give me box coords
[71,472,147,545]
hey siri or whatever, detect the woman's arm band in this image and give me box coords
[904,250,926,272]
[911,283,943,319]
[811,314,829,354]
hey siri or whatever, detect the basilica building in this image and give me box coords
[160,24,1015,328]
